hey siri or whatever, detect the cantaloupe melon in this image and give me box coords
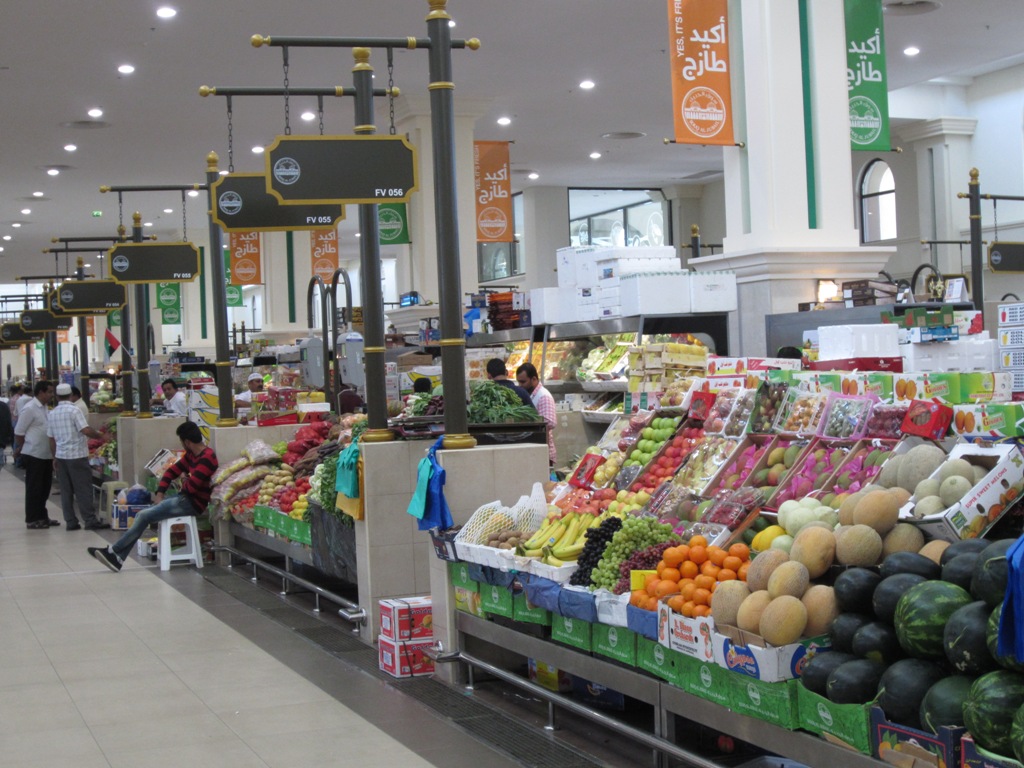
[918,539,950,564]
[789,527,836,579]
[889,487,912,507]
[915,478,941,499]
[972,465,988,483]
[746,549,789,592]
[937,458,975,484]
[881,522,925,557]
[939,475,972,507]
[913,495,946,518]
[839,491,866,526]
[737,590,773,633]
[767,560,810,599]
[710,580,750,626]
[835,524,883,566]
[759,595,808,645]
[896,444,946,493]
[877,455,904,489]
[852,490,900,535]
[801,584,839,636]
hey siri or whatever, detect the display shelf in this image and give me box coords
[580,379,627,392]
[466,326,544,347]
[543,313,729,355]
[545,380,585,394]
[230,520,313,567]
[456,611,887,768]
[581,410,620,423]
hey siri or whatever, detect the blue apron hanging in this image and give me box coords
[407,436,453,531]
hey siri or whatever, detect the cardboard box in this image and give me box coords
[840,372,894,402]
[961,734,1024,768]
[706,356,802,376]
[144,448,183,477]
[513,593,551,626]
[395,351,434,371]
[592,623,637,666]
[448,561,478,592]
[904,325,960,343]
[636,635,686,686]
[901,400,954,440]
[571,677,626,711]
[951,403,1024,438]
[527,658,572,693]
[551,616,593,652]
[961,372,1013,403]
[999,302,1024,327]
[899,443,1024,541]
[378,637,435,678]
[797,686,872,755]
[479,583,514,618]
[893,372,963,405]
[657,601,716,660]
[792,372,843,393]
[454,587,484,617]
[870,706,963,768]
[808,356,904,373]
[679,654,732,708]
[711,624,831,682]
[729,676,800,729]
[378,596,433,641]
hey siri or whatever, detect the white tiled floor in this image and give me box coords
[0,467,494,768]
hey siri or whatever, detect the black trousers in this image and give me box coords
[23,454,53,524]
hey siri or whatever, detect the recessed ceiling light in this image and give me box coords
[163,208,173,214]
[64,144,77,152]
[84,263,91,268]
[156,6,177,18]
[496,116,511,126]
[143,222,153,227]
[11,223,21,228]
[47,169,60,176]
[87,108,103,118]
[528,172,540,180]
[20,209,30,215]
[601,131,647,140]
[187,190,199,197]
[252,146,264,154]
[301,111,316,121]
[448,20,456,28]
[579,80,596,90]
[118,64,135,74]
[0,248,4,253]
[32,191,43,197]
[355,233,361,238]
[2,236,10,241]
[589,152,602,159]
[904,46,920,56]
[219,170,229,176]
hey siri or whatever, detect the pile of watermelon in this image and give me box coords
[801,535,1024,758]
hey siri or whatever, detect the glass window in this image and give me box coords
[569,189,670,248]
[860,160,897,243]
[477,193,524,284]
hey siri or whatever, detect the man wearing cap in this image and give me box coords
[235,372,265,409]
[47,382,108,531]
[15,380,56,528]
[161,378,188,417]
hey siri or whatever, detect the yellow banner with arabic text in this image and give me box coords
[474,141,513,243]
[229,231,263,285]
[667,0,734,146]
[310,229,339,284]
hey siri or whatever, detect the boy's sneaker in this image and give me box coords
[88,546,122,572]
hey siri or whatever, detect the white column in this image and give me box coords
[519,186,570,291]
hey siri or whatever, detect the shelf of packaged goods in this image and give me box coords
[456,612,887,768]
[229,520,313,567]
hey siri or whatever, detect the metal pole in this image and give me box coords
[117,222,136,416]
[25,342,33,384]
[75,258,91,406]
[426,0,474,450]
[968,168,985,322]
[352,48,392,441]
[206,152,239,426]
[331,267,353,399]
[131,213,153,417]
[689,224,701,264]
[306,276,332,403]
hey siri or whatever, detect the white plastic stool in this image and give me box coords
[158,515,203,571]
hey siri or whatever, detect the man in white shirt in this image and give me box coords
[47,383,108,530]
[14,380,56,529]
[161,378,188,417]
[70,386,90,419]
[235,372,264,409]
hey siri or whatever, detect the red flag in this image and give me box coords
[104,328,121,360]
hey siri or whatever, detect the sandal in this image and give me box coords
[26,520,49,529]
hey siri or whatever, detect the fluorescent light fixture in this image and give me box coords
[11,223,21,228]
[156,6,177,18]
[2,236,11,241]
[84,263,91,267]
[589,151,602,159]
[301,111,316,121]
[219,170,229,175]
[527,172,539,180]
[187,190,199,197]
[163,208,173,214]
[496,116,511,126]
[252,145,264,154]
[904,46,920,56]
[47,169,59,176]
[143,222,153,227]
[118,64,135,74]
[87,108,103,118]
[20,209,30,215]
[32,191,43,197]
[579,80,596,90]
[64,144,77,152]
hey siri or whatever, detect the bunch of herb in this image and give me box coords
[467,381,540,424]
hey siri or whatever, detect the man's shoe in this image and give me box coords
[88,547,122,572]
[84,522,110,531]
[65,523,82,531]
[47,519,60,526]
[26,520,49,529]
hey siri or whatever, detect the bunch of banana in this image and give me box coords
[517,511,609,566]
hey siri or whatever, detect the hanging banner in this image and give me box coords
[228,231,263,285]
[57,330,69,344]
[222,251,245,307]
[107,309,121,328]
[155,283,181,311]
[473,141,513,243]
[666,0,735,146]
[845,0,890,151]
[85,316,95,338]
[310,229,339,283]
[378,203,410,245]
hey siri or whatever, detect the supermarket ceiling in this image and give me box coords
[0,0,1022,284]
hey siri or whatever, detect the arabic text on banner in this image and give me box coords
[666,0,734,146]
[228,231,263,285]
[310,229,339,284]
[473,141,513,243]
[85,316,95,338]
[844,0,890,151]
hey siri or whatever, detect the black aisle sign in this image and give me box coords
[989,242,1024,273]
[211,173,345,232]
[106,242,201,283]
[1,324,43,343]
[265,135,418,205]
[55,280,128,312]
[20,310,72,333]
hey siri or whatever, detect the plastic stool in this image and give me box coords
[98,481,129,523]
[158,515,203,571]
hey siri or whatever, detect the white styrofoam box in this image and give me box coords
[600,286,621,303]
[512,292,530,310]
[903,337,997,373]
[528,287,560,325]
[598,275,621,287]
[599,305,621,319]
[690,270,738,312]
[998,302,1024,327]
[592,246,677,263]
[557,284,579,323]
[621,272,692,316]
[576,286,599,305]
[818,323,900,360]
[555,245,599,289]
[578,304,601,321]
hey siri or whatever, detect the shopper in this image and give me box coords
[515,362,557,466]
[161,378,188,417]
[486,358,532,407]
[48,383,109,531]
[89,420,218,572]
[70,386,90,419]
[14,380,57,529]
[0,397,12,466]
[234,372,264,409]
[412,377,433,395]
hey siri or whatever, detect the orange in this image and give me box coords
[680,560,699,579]
[656,560,668,576]
[667,594,686,614]
[717,568,738,582]
[630,589,647,607]
[644,573,660,590]
[655,580,681,598]
[646,579,661,597]
[708,546,728,567]
[689,545,708,565]
[693,587,712,606]
[645,596,659,612]
[700,561,721,579]
[681,600,696,618]
[675,544,690,563]
[680,581,697,601]
[661,567,681,584]
[694,574,716,592]
[663,547,684,568]
[693,604,711,618]
[728,543,751,561]
[723,555,744,573]
[737,561,750,581]
[689,535,708,548]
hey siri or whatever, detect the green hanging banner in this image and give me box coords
[107,309,122,328]
[223,251,244,307]
[377,203,410,245]
[844,0,890,151]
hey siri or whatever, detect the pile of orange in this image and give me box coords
[629,537,751,616]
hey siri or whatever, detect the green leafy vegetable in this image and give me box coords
[467,381,541,424]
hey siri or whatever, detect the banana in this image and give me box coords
[542,548,568,567]
[556,517,582,548]
[517,546,544,558]
[544,521,568,548]
[523,520,557,550]
[551,540,585,560]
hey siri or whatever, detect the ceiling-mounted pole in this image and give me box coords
[331,267,353,401]
[131,213,153,418]
[968,168,984,320]
[116,222,136,417]
[75,257,91,406]
[205,153,238,426]
[306,275,332,407]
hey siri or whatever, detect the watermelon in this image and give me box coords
[942,553,981,592]
[880,551,942,580]
[941,538,991,565]
[800,651,857,697]
[920,676,975,733]
[894,580,972,659]
[834,568,882,614]
[877,658,947,730]
[852,621,905,664]
[827,659,887,705]
[963,670,1024,755]
[944,601,999,675]
[873,573,926,624]
[831,613,873,654]
[1013,702,1024,763]
[971,539,1015,607]
[988,603,1024,672]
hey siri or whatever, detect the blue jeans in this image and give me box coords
[111,495,196,562]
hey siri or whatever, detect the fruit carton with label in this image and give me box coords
[840,371,894,402]
[550,616,593,652]
[378,636,435,678]
[636,635,686,686]
[869,706,963,768]
[901,400,955,440]
[453,587,484,617]
[797,684,872,754]
[591,623,638,666]
[679,654,732,708]
[711,624,831,682]
[512,593,551,626]
[479,584,514,618]
[527,658,572,693]
[791,371,844,394]
[961,372,1014,403]
[656,600,716,660]
[893,372,964,405]
[961,734,1024,768]
[951,403,1024,438]
[727,675,800,729]
[378,596,434,641]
